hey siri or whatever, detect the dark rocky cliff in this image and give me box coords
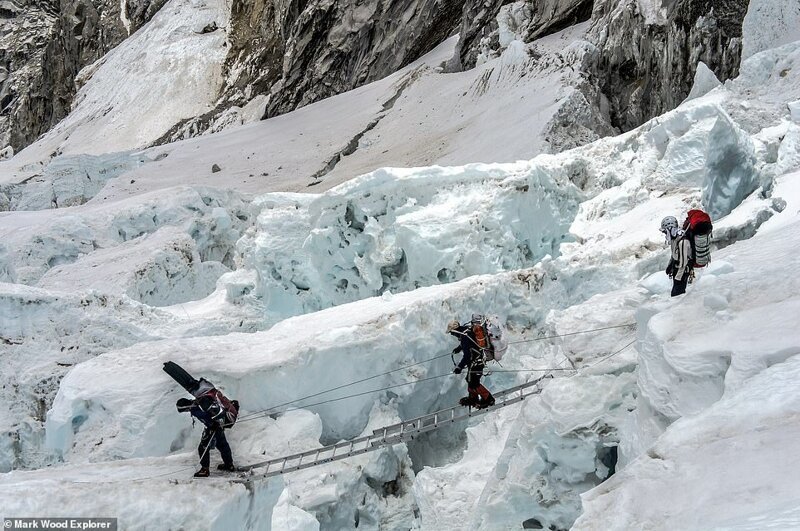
[0,0,166,153]
[450,0,748,132]
[1,0,750,155]
[587,0,746,131]
[158,0,465,143]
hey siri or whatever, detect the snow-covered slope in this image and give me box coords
[575,214,800,530]
[12,0,228,161]
[0,23,598,208]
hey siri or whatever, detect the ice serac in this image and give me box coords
[240,162,581,323]
[472,373,636,530]
[0,152,148,211]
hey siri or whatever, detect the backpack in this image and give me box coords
[471,315,507,362]
[682,209,713,267]
[193,379,239,428]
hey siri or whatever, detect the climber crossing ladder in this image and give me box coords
[232,375,553,483]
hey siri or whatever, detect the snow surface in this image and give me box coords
[575,220,800,528]
[28,0,227,158]
[0,23,594,206]
[742,0,800,60]
[2,3,800,530]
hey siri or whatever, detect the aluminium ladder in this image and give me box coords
[234,374,553,482]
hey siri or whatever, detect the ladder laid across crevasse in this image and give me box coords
[234,374,553,482]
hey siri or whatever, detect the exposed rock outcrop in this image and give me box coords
[0,0,59,152]
[0,0,166,153]
[159,0,465,144]
[450,0,593,70]
[449,0,747,133]
[2,0,749,158]
[586,0,747,131]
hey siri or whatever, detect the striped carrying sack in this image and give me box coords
[683,209,713,267]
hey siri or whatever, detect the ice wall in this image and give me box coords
[240,163,582,322]
[237,83,783,326]
[0,152,148,211]
[43,267,554,463]
[2,187,251,301]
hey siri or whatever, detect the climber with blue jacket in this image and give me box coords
[447,317,495,409]
[176,391,237,477]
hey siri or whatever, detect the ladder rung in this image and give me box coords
[238,384,545,481]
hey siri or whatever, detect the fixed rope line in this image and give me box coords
[236,353,453,422]
[239,336,638,423]
[506,323,636,345]
[584,337,637,370]
[488,367,576,373]
[489,335,637,375]
[72,337,640,483]
[237,323,636,422]
[238,372,457,423]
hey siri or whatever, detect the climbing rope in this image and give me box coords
[486,336,637,374]
[236,323,637,423]
[237,372,458,423]
[584,337,637,369]
[236,352,453,422]
[506,323,636,345]
[69,325,637,483]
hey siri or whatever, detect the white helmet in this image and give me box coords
[660,216,678,234]
[446,320,460,334]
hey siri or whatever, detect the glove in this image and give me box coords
[176,398,193,412]
[452,346,461,354]
[665,260,676,278]
[453,367,462,374]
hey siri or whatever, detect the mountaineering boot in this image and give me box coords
[460,387,480,406]
[459,395,478,407]
[475,385,494,409]
[476,394,495,409]
[194,467,210,478]
[217,463,236,472]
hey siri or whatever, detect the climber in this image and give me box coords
[660,216,693,297]
[175,385,239,477]
[447,316,495,409]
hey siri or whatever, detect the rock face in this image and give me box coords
[158,0,466,143]
[0,0,167,153]
[1,0,749,156]
[449,0,747,132]
[0,0,59,154]
[450,0,593,70]
[587,0,748,131]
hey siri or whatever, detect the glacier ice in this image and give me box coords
[2,13,800,531]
